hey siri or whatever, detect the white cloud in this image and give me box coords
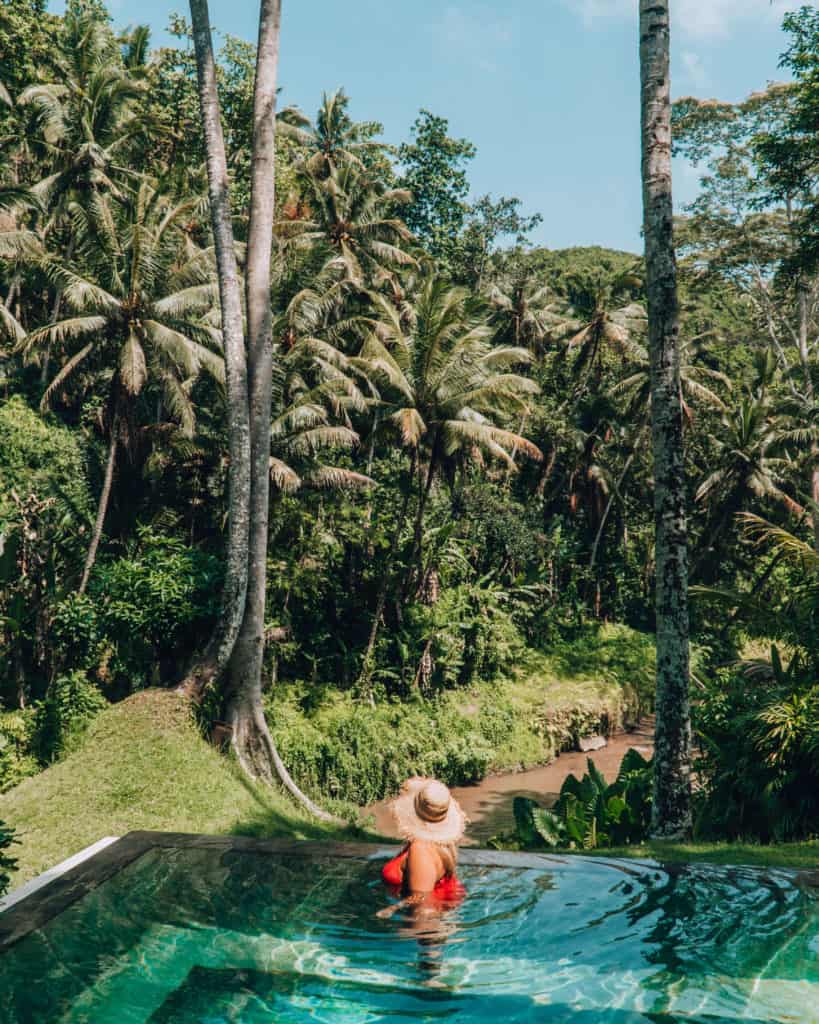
[563,0,803,40]
[430,5,516,73]
[681,50,709,90]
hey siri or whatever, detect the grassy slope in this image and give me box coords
[572,843,819,871]
[0,691,366,885]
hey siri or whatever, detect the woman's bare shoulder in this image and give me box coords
[409,839,437,852]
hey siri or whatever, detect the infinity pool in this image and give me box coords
[0,834,818,1023]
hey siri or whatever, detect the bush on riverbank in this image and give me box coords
[267,624,656,805]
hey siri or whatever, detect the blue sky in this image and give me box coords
[51,0,801,253]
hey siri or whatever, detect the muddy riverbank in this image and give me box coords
[365,717,654,845]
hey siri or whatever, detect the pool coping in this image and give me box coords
[0,836,120,915]
[0,831,575,953]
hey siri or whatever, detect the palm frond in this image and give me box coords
[120,329,147,395]
[40,342,95,409]
[305,466,374,491]
[270,457,302,493]
[20,315,107,355]
[738,513,819,569]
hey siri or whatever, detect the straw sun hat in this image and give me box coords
[390,777,467,844]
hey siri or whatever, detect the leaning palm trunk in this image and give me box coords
[4,273,19,311]
[407,445,438,593]
[78,412,119,595]
[358,453,417,691]
[40,237,74,384]
[640,0,692,839]
[179,0,252,700]
[590,421,648,571]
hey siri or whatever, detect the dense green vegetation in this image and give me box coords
[500,749,654,852]
[2,0,819,875]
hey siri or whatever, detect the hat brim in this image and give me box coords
[389,778,467,844]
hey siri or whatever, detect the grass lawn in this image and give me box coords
[572,842,819,871]
[0,690,372,886]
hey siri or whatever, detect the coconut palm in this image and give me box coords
[18,182,222,592]
[696,397,803,511]
[278,89,386,180]
[485,268,561,355]
[555,265,646,381]
[356,277,542,680]
[13,8,148,379]
[587,336,731,570]
[277,160,416,287]
[610,334,729,422]
[694,384,804,580]
[18,8,146,242]
[268,336,373,495]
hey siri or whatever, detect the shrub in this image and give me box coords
[0,820,17,898]
[0,397,93,705]
[0,709,38,792]
[694,647,819,842]
[56,527,222,690]
[268,688,492,805]
[33,671,108,761]
[492,748,653,851]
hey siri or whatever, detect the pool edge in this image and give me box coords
[0,836,120,914]
[0,832,576,952]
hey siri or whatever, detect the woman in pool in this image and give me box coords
[377,777,467,919]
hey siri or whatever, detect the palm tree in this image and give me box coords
[268,336,373,495]
[18,182,222,592]
[277,160,416,287]
[485,268,560,355]
[640,0,692,838]
[19,9,146,240]
[556,266,646,383]
[356,277,542,681]
[588,336,731,569]
[278,89,386,180]
[610,334,729,422]
[694,390,804,578]
[16,7,148,376]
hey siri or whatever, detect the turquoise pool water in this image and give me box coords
[1,846,818,1022]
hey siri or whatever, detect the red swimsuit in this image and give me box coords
[381,847,466,906]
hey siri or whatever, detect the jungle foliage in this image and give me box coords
[2,1,819,840]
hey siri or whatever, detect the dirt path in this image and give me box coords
[365,718,654,845]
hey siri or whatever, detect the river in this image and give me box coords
[364,718,654,845]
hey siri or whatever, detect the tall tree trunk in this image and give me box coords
[221,0,335,820]
[179,0,252,699]
[640,0,692,839]
[795,281,819,552]
[79,413,119,595]
[226,0,279,769]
